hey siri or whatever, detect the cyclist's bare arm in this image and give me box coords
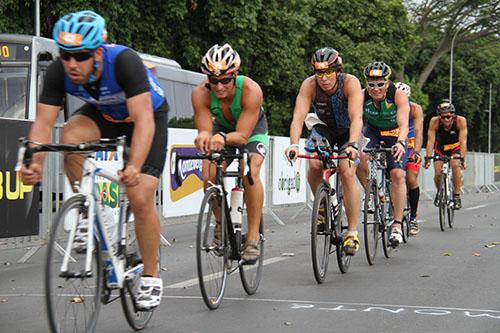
[232,77,263,145]
[289,77,315,145]
[457,116,468,158]
[425,117,439,163]
[28,103,60,162]
[411,102,424,152]
[394,89,409,142]
[126,91,155,172]
[344,74,363,145]
[192,82,214,152]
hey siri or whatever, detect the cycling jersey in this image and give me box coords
[210,75,269,149]
[40,44,167,122]
[363,83,397,130]
[313,72,350,131]
[434,116,460,156]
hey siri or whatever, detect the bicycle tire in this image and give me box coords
[311,183,331,283]
[45,194,102,333]
[363,180,379,266]
[382,191,394,258]
[439,174,447,232]
[120,205,158,330]
[196,187,228,309]
[240,216,264,295]
[335,198,351,273]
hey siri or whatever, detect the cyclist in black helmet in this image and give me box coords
[357,61,410,247]
[424,100,468,209]
[286,47,364,256]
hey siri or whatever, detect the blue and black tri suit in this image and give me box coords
[40,44,169,178]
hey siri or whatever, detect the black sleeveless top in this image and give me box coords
[436,117,459,145]
[313,73,350,131]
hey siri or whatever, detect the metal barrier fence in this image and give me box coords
[1,123,498,260]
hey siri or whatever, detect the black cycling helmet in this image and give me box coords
[437,99,456,114]
[364,61,391,80]
[311,47,342,71]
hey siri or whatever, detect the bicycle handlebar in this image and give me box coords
[15,136,128,171]
[425,155,464,163]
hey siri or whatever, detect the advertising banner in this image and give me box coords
[0,119,39,238]
[271,136,307,205]
[163,129,205,218]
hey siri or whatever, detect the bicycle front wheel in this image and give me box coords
[197,187,228,309]
[311,183,331,283]
[363,180,379,265]
[45,194,102,333]
[439,176,447,232]
[240,216,264,295]
[335,199,351,273]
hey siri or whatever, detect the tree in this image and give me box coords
[406,0,499,88]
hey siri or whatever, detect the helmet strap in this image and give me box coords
[87,56,100,84]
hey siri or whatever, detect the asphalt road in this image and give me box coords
[1,191,500,333]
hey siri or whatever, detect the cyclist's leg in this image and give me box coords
[243,141,267,241]
[241,117,268,262]
[60,103,109,187]
[406,164,420,235]
[127,109,168,309]
[305,125,333,193]
[357,125,378,188]
[386,136,407,245]
[451,149,462,209]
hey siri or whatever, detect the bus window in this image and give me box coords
[0,66,29,119]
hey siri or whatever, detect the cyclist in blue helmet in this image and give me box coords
[20,10,168,310]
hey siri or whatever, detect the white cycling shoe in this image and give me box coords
[389,227,403,247]
[135,276,163,311]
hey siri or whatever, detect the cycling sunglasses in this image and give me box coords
[60,50,94,62]
[315,69,336,79]
[367,81,387,88]
[208,75,235,85]
[440,115,453,120]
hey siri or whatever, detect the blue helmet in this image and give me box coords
[53,10,106,51]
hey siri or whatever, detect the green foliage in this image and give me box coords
[1,0,497,151]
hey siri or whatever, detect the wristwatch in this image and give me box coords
[347,142,359,150]
[217,132,227,143]
[397,140,406,149]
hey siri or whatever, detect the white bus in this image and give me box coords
[0,33,203,122]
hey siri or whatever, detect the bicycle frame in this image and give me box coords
[60,165,140,290]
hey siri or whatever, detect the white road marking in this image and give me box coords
[466,204,488,211]
[165,256,290,289]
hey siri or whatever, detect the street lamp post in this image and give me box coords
[449,29,461,103]
[484,83,492,154]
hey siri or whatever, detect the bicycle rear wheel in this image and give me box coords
[120,205,159,330]
[335,199,351,273]
[240,216,264,295]
[197,187,228,309]
[45,194,102,333]
[363,180,379,265]
[311,183,331,283]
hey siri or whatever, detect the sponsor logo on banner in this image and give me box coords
[170,145,204,202]
[278,171,301,195]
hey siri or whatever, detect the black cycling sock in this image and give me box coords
[409,187,420,219]
[142,274,154,278]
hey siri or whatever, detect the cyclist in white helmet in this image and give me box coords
[395,82,423,235]
[193,43,269,264]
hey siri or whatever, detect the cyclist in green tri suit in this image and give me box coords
[357,61,409,247]
[192,43,269,264]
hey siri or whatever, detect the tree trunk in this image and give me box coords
[417,39,450,88]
